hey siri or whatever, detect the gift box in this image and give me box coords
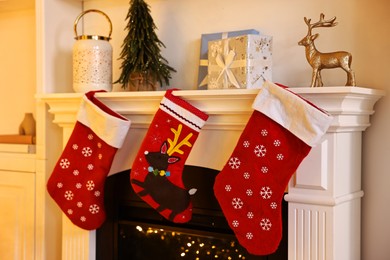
[207,34,272,89]
[197,29,260,89]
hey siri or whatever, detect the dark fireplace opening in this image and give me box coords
[97,166,287,260]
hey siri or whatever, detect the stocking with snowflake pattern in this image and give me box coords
[47,91,131,230]
[131,89,209,223]
[213,81,333,255]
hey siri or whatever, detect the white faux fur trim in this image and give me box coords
[77,95,131,148]
[252,81,333,147]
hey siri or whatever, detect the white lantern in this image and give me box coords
[73,9,113,93]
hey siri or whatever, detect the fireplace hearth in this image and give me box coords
[96,166,288,260]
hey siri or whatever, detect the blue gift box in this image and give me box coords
[197,29,260,89]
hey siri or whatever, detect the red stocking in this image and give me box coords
[47,91,131,230]
[213,81,333,255]
[131,89,209,223]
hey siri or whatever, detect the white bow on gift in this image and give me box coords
[215,49,241,89]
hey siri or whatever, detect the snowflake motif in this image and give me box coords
[261,129,268,136]
[246,189,253,196]
[88,134,94,140]
[246,232,254,240]
[260,186,273,199]
[232,198,244,209]
[98,154,103,160]
[86,180,95,191]
[72,144,78,150]
[89,204,100,214]
[73,170,79,176]
[247,212,254,219]
[87,164,94,170]
[60,159,70,169]
[261,166,269,174]
[243,140,250,148]
[80,216,86,222]
[243,172,250,179]
[75,183,82,189]
[254,145,267,157]
[67,209,73,215]
[274,140,281,146]
[260,218,272,231]
[64,190,74,200]
[97,142,102,148]
[228,157,241,169]
[77,202,83,208]
[57,182,63,188]
[94,191,101,197]
[150,134,163,144]
[82,147,93,157]
[232,220,239,228]
[225,185,232,192]
[276,154,284,160]
[270,202,278,209]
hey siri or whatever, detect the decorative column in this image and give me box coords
[285,87,384,260]
[38,86,383,260]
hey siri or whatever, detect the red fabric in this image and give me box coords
[131,90,208,223]
[47,91,126,230]
[214,110,311,255]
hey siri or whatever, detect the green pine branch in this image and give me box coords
[115,0,176,89]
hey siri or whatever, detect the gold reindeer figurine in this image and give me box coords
[298,13,356,87]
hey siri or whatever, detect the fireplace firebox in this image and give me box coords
[96,166,287,260]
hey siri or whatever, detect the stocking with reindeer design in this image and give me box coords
[130,89,209,223]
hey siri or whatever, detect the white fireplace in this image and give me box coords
[39,86,383,260]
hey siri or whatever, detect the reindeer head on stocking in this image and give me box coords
[144,124,193,176]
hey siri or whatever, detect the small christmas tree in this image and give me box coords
[115,0,176,91]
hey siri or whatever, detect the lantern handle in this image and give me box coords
[74,9,113,40]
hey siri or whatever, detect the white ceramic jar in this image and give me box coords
[73,9,113,93]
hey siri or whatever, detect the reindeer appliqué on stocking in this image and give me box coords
[131,124,197,221]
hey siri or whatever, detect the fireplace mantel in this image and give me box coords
[38,87,383,260]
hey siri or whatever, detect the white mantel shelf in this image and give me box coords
[38,86,384,260]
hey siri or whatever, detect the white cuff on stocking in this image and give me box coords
[252,81,333,147]
[77,94,131,148]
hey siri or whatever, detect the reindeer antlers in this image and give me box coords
[304,13,338,35]
[167,124,193,156]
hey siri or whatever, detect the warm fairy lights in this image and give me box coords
[135,225,249,259]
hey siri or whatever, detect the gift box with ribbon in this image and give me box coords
[207,34,272,89]
[197,29,260,89]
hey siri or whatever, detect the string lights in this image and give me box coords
[134,225,249,259]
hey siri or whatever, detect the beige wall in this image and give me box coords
[84,0,362,91]
[0,8,36,135]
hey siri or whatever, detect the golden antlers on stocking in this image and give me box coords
[298,13,356,87]
[167,124,193,156]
